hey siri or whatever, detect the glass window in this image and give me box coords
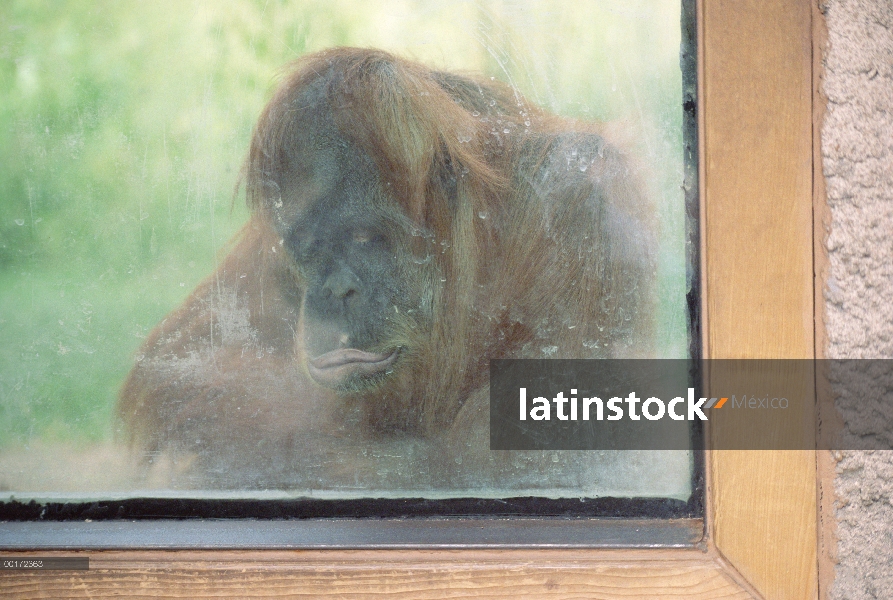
[0,0,695,514]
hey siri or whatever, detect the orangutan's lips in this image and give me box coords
[307,348,398,386]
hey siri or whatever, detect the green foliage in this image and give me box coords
[0,0,684,445]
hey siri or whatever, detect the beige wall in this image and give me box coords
[821,0,893,597]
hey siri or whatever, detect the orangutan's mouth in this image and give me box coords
[307,348,398,387]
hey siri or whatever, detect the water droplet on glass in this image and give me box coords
[478,211,488,219]
[489,99,496,107]
[472,110,480,117]
[503,128,510,134]
[14,219,25,226]
[551,454,560,463]
[524,120,531,127]
[579,164,588,172]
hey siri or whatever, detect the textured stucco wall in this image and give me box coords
[820,0,893,598]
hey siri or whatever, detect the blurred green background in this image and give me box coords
[0,0,684,448]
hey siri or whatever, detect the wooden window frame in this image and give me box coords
[0,1,826,598]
